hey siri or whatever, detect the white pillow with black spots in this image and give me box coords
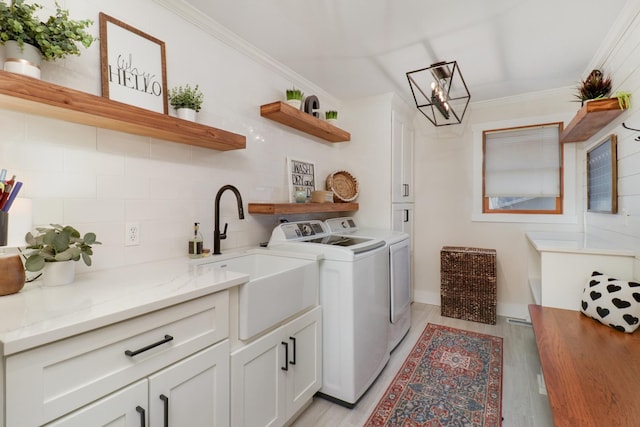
[580,271,640,333]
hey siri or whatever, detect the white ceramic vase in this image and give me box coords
[3,40,42,79]
[326,118,338,125]
[176,108,197,122]
[43,261,75,286]
[286,99,302,109]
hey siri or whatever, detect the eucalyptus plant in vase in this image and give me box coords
[23,224,101,286]
[0,0,95,79]
[168,84,204,121]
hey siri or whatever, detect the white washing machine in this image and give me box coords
[325,217,411,352]
[267,220,390,407]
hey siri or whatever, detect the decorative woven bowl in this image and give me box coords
[326,170,359,202]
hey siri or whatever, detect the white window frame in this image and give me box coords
[472,115,578,224]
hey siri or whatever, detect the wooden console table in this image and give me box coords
[529,304,640,426]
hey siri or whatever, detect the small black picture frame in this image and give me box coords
[587,134,617,213]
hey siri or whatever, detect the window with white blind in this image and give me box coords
[483,122,563,214]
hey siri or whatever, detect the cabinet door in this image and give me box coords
[392,203,413,237]
[284,306,322,418]
[231,327,286,427]
[391,111,415,203]
[45,380,147,427]
[148,340,230,427]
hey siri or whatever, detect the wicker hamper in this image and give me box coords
[440,246,497,325]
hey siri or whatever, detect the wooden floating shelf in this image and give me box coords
[248,202,359,215]
[0,71,246,151]
[260,101,351,143]
[560,98,626,143]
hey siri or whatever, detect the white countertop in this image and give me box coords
[0,257,250,356]
[526,231,636,257]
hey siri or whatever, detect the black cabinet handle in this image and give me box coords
[281,341,289,371]
[403,184,409,197]
[404,209,409,223]
[160,394,169,427]
[289,337,296,365]
[125,335,174,357]
[136,405,146,427]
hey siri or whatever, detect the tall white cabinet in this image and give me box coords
[341,93,415,230]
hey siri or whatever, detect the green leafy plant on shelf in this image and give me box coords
[23,224,101,272]
[325,110,338,120]
[614,91,632,110]
[168,84,204,112]
[575,69,612,105]
[0,0,95,60]
[286,87,304,101]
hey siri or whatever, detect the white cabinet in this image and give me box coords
[230,306,322,427]
[392,203,414,239]
[526,232,636,311]
[47,341,229,427]
[391,109,414,203]
[7,291,230,427]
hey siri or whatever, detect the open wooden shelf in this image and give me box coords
[0,71,246,151]
[260,101,351,143]
[248,202,358,215]
[560,98,626,143]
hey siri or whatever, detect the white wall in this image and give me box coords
[412,7,640,319]
[0,0,352,273]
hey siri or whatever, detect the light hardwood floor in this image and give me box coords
[289,302,555,427]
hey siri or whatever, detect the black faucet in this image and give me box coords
[214,185,245,255]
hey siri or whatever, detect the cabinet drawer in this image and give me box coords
[6,291,229,427]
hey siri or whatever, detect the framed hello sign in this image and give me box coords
[99,13,168,114]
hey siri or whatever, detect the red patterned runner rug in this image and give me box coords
[363,323,503,427]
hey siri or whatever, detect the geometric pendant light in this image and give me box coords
[406,60,471,126]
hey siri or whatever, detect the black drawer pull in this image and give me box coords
[125,335,174,357]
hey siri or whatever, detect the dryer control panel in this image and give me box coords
[270,220,328,242]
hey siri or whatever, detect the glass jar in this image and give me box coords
[294,187,307,203]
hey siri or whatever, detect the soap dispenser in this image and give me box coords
[189,222,203,258]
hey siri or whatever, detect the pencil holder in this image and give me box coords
[0,211,8,247]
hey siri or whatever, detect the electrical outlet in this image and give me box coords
[125,222,140,246]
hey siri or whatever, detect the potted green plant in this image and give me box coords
[0,0,95,79]
[325,110,338,123]
[168,84,204,121]
[285,87,304,109]
[23,224,101,285]
[575,69,612,106]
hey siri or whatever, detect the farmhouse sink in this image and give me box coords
[202,252,319,340]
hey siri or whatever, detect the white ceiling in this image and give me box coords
[183,0,628,104]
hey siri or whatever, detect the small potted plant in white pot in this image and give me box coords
[168,84,204,121]
[285,87,304,109]
[0,0,95,79]
[325,110,338,124]
[23,224,101,286]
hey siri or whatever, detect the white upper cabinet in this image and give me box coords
[391,109,415,203]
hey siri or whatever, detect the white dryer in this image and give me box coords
[325,217,411,352]
[267,220,390,407]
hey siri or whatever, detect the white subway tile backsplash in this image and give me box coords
[97,129,151,158]
[27,115,96,150]
[97,175,149,200]
[63,199,125,224]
